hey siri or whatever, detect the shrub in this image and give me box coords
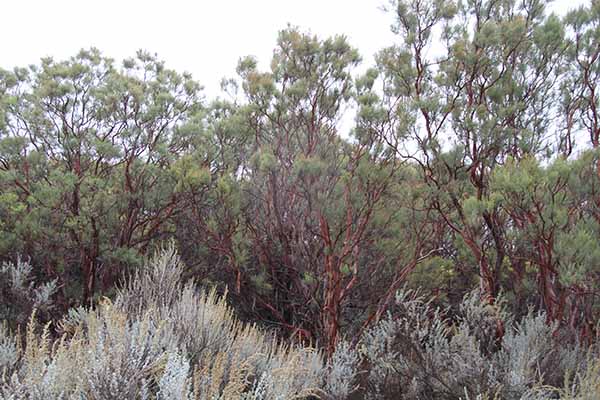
[0,258,56,327]
[341,288,595,400]
[355,289,496,399]
[324,340,360,400]
[0,323,17,375]
[0,249,597,399]
[0,246,326,399]
[556,356,600,400]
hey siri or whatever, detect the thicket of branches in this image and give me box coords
[1,0,600,397]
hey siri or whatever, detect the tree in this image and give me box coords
[0,49,202,305]
[375,0,569,311]
[176,28,438,355]
[563,1,600,154]
[491,152,600,339]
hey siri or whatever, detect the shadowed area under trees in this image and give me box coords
[1,0,600,398]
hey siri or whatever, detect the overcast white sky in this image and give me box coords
[1,0,588,98]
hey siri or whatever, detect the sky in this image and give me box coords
[1,0,588,99]
[1,0,394,97]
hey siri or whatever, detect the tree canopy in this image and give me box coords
[1,0,600,355]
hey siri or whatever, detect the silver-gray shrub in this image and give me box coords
[115,242,185,314]
[494,311,588,399]
[324,339,361,400]
[0,324,17,375]
[0,258,56,326]
[120,245,326,398]
[356,289,495,399]
[1,247,595,399]
[496,312,557,397]
[343,288,595,400]
[0,246,326,399]
[156,352,191,400]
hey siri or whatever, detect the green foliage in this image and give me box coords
[1,3,600,398]
[0,48,203,303]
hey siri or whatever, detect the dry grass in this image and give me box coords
[1,248,598,399]
[0,245,326,399]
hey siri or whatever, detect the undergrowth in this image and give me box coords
[0,247,598,399]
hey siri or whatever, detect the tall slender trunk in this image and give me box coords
[320,214,341,358]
